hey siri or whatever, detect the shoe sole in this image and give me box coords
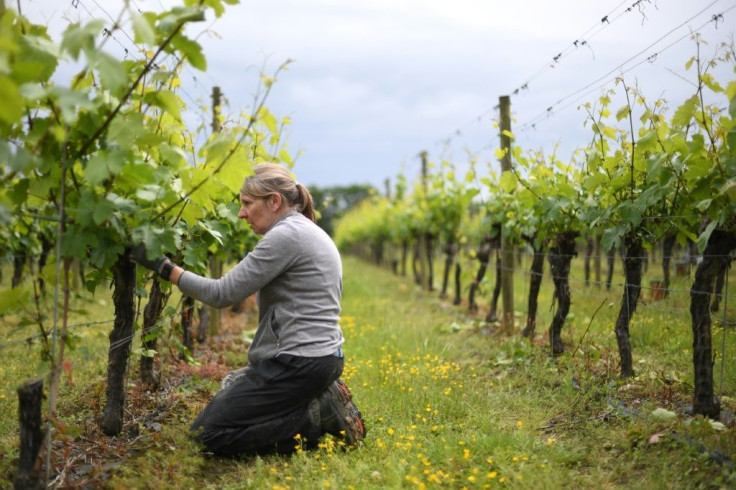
[328,380,366,444]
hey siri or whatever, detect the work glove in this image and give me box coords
[130,243,175,280]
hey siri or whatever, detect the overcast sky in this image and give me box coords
[21,0,736,189]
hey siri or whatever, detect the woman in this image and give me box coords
[132,163,365,457]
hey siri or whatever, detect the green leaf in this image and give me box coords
[695,199,713,212]
[636,130,657,153]
[700,73,722,93]
[170,34,206,71]
[0,76,23,125]
[8,178,29,205]
[671,95,697,128]
[258,106,278,134]
[84,153,110,187]
[720,179,736,202]
[84,150,126,187]
[206,137,235,169]
[14,35,59,84]
[136,185,164,202]
[696,220,718,253]
[499,170,516,193]
[132,225,181,256]
[602,126,617,139]
[615,105,630,121]
[146,90,182,122]
[108,112,146,148]
[61,20,104,60]
[727,129,736,152]
[0,286,31,314]
[50,86,96,122]
[601,225,624,252]
[130,11,156,45]
[90,51,128,94]
[583,173,608,192]
[92,197,116,225]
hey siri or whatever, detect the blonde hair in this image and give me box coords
[241,163,315,222]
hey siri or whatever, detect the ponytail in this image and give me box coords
[296,183,315,222]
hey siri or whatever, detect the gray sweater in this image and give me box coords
[178,211,344,365]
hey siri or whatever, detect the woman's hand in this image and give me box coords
[130,244,173,278]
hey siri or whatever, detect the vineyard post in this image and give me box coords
[418,151,430,290]
[14,379,44,489]
[208,86,223,336]
[498,95,514,333]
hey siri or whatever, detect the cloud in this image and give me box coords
[18,0,736,187]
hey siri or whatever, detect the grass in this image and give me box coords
[0,253,735,489]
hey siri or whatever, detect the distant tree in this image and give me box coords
[310,184,376,236]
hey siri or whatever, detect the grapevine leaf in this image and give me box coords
[217,154,248,194]
[8,178,29,205]
[90,51,128,94]
[145,90,182,122]
[202,0,226,17]
[727,81,736,118]
[84,153,110,187]
[132,225,181,256]
[499,170,516,193]
[92,197,116,225]
[720,179,736,202]
[601,225,625,252]
[170,34,206,71]
[695,198,714,212]
[637,130,657,153]
[0,76,23,125]
[0,287,31,315]
[278,148,293,166]
[61,20,104,60]
[258,106,278,135]
[727,129,736,152]
[700,73,722,93]
[203,133,233,166]
[108,112,146,148]
[51,86,95,122]
[88,234,125,269]
[130,11,156,45]
[616,105,630,121]
[671,95,697,128]
[200,220,224,244]
[14,35,59,84]
[136,185,164,202]
[696,220,718,254]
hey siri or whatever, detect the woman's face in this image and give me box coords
[238,193,274,235]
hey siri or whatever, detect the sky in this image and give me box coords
[20,0,736,190]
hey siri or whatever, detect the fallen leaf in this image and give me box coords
[648,432,665,444]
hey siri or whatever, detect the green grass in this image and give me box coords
[1,254,735,488]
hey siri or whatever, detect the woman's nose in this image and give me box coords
[238,207,247,219]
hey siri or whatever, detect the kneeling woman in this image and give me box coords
[133,163,365,456]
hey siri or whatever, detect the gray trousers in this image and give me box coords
[190,354,343,457]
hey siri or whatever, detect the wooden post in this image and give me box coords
[15,379,44,490]
[418,151,430,290]
[498,96,515,333]
[181,296,195,357]
[208,86,223,335]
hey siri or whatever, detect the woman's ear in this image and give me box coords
[270,193,283,211]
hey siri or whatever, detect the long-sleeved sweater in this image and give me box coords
[178,210,344,365]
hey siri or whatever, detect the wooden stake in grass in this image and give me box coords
[15,379,44,490]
